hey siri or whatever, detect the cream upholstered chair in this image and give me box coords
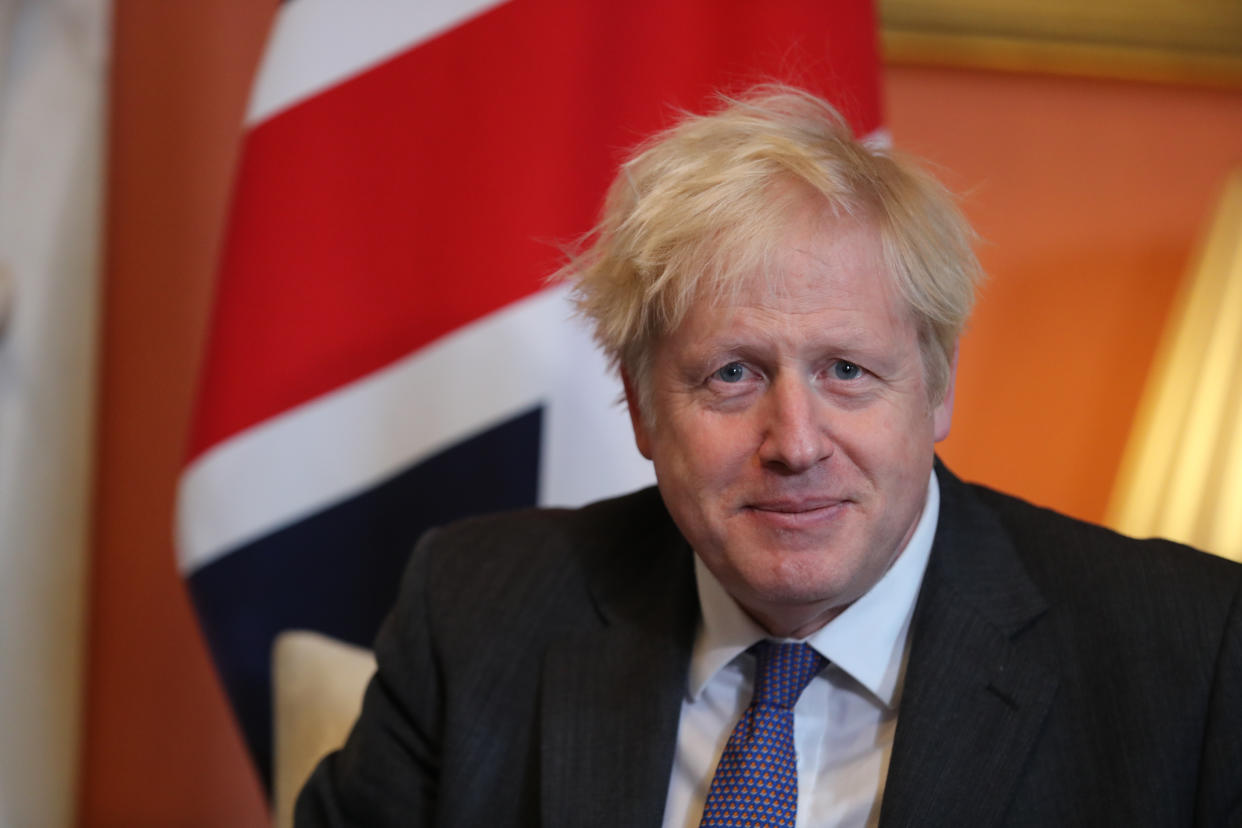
[271,630,377,828]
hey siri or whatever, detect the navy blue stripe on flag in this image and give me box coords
[187,405,543,783]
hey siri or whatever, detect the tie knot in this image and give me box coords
[751,641,825,710]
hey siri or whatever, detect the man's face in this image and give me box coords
[625,209,954,638]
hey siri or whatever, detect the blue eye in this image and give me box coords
[713,362,747,383]
[832,361,862,380]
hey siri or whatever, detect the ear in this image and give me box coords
[932,343,958,442]
[621,367,653,460]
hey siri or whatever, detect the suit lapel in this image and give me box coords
[539,500,698,828]
[880,465,1058,828]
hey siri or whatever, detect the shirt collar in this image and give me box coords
[688,469,940,709]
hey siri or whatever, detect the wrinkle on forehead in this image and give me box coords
[714,208,909,331]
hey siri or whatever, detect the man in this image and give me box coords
[297,87,1242,827]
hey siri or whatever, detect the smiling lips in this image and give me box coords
[745,498,850,528]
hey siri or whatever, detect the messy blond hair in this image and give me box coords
[559,85,981,406]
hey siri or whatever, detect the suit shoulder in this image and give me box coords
[417,485,670,565]
[396,486,673,612]
[964,479,1241,601]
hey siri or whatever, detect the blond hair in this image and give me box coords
[559,85,981,406]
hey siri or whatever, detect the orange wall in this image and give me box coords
[886,66,1242,522]
[82,8,1242,823]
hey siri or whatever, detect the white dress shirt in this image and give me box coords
[661,471,940,828]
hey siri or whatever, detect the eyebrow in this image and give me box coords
[691,323,885,355]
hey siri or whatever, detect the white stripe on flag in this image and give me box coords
[176,283,654,574]
[247,0,509,126]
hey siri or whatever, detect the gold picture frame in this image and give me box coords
[881,0,1242,87]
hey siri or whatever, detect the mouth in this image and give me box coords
[744,498,850,529]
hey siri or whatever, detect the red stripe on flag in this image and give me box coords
[189,0,880,461]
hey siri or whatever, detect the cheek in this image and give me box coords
[838,401,934,474]
[656,414,754,492]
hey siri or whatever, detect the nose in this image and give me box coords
[757,373,832,473]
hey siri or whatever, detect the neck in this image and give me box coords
[744,600,849,640]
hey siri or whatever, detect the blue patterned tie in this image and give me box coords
[698,641,826,828]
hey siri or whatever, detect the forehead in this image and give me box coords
[758,214,889,301]
[676,213,908,343]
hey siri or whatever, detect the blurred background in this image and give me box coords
[2,0,1239,825]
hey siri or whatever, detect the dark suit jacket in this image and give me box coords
[296,464,1242,827]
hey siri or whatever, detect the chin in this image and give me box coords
[728,553,867,615]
